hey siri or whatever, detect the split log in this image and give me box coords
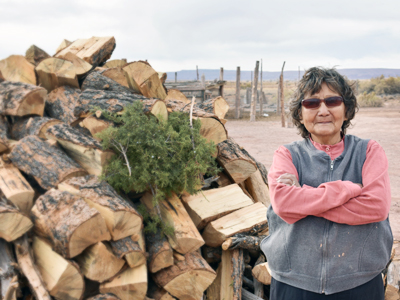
[87,294,121,300]
[145,228,174,273]
[0,158,34,212]
[82,71,132,93]
[103,59,127,68]
[86,294,121,300]
[0,115,10,153]
[197,96,230,119]
[238,181,254,201]
[99,264,147,300]
[165,99,228,145]
[0,196,33,242]
[0,55,36,85]
[244,169,270,206]
[0,238,18,300]
[32,236,85,300]
[240,148,268,185]
[202,202,268,247]
[55,36,116,67]
[99,67,130,88]
[46,123,114,176]
[81,116,114,138]
[11,116,61,140]
[217,138,257,183]
[206,263,222,300]
[110,233,146,268]
[222,234,267,252]
[158,72,167,84]
[220,249,245,300]
[242,289,264,300]
[46,85,81,124]
[36,57,80,92]
[57,52,93,77]
[58,175,143,241]
[0,70,5,82]
[0,81,46,117]
[385,285,400,300]
[252,255,266,298]
[25,45,50,66]
[181,184,254,230]
[55,39,72,54]
[9,135,87,190]
[123,61,167,99]
[31,189,111,258]
[141,191,204,254]
[13,235,52,300]
[153,251,216,300]
[216,171,233,188]
[202,245,222,264]
[252,262,271,285]
[74,241,125,282]
[165,89,190,103]
[74,89,167,122]
[147,279,175,300]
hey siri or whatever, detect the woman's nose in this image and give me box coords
[318,102,330,115]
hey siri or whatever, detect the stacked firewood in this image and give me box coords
[0,36,272,300]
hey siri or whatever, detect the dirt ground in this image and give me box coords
[225,104,400,242]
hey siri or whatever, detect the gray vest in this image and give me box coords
[261,135,392,294]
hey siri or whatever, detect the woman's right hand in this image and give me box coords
[277,173,301,188]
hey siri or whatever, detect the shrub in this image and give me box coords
[359,75,400,95]
[357,92,383,107]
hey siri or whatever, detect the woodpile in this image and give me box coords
[0,35,277,300]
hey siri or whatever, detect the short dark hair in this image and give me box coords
[289,67,358,138]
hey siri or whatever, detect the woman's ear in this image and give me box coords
[298,109,303,124]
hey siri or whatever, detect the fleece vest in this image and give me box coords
[260,135,393,294]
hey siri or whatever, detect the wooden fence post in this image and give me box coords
[250,61,259,122]
[280,61,286,127]
[260,59,263,117]
[175,72,177,83]
[246,88,251,104]
[235,66,241,119]
[219,67,224,98]
[196,65,199,81]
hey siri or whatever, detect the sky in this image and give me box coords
[1,0,400,73]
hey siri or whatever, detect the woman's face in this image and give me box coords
[300,82,347,145]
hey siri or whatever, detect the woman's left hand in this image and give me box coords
[277,173,301,187]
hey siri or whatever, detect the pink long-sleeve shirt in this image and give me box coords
[268,138,391,225]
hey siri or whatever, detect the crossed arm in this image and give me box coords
[268,140,391,225]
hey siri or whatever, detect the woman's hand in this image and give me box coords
[277,173,301,187]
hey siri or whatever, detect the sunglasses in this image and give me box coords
[301,96,344,109]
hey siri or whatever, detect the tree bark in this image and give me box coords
[36,57,80,92]
[82,71,132,94]
[31,189,111,258]
[0,238,18,300]
[13,235,52,300]
[11,116,61,140]
[0,115,10,153]
[55,36,116,67]
[0,81,46,117]
[0,158,34,212]
[202,245,222,264]
[153,251,216,300]
[32,236,85,300]
[58,175,143,241]
[46,85,81,124]
[202,202,268,247]
[0,55,36,85]
[9,135,87,190]
[45,123,114,176]
[217,138,258,183]
[222,234,267,252]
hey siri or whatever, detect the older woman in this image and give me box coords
[261,67,392,300]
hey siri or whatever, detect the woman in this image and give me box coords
[261,67,392,300]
